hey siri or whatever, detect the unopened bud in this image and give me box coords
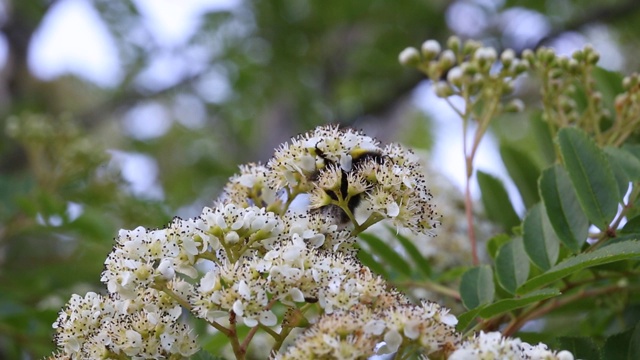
[439,49,456,70]
[434,81,454,97]
[502,80,515,94]
[501,49,515,67]
[463,40,482,56]
[447,66,464,87]
[461,62,478,76]
[399,47,421,66]
[538,47,556,64]
[447,36,461,51]
[571,49,584,62]
[504,98,525,113]
[622,75,638,90]
[522,49,535,63]
[474,47,497,63]
[421,40,441,60]
[567,58,580,73]
[513,59,530,74]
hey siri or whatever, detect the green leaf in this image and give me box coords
[359,233,412,277]
[607,152,632,200]
[478,288,560,318]
[436,266,470,282]
[531,111,557,166]
[630,321,640,360]
[500,144,541,209]
[390,228,432,279]
[460,265,495,310]
[621,215,640,234]
[517,241,640,294]
[456,307,484,332]
[487,233,511,260]
[557,337,600,360]
[495,237,530,294]
[602,323,640,360]
[605,147,640,181]
[558,127,620,229]
[477,171,521,232]
[539,165,589,253]
[523,203,560,270]
[356,246,390,279]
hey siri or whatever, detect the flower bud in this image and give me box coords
[587,52,600,65]
[522,49,535,64]
[550,69,563,79]
[504,98,525,113]
[447,66,464,87]
[447,35,461,51]
[438,49,456,70]
[463,40,481,56]
[474,47,497,62]
[571,49,584,62]
[622,75,638,90]
[513,59,530,74]
[567,58,580,74]
[557,56,569,69]
[538,47,556,65]
[500,49,515,67]
[434,81,454,97]
[399,47,421,66]
[421,40,441,60]
[502,80,515,95]
[461,62,478,76]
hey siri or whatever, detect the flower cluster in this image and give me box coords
[449,331,574,360]
[48,125,576,359]
[190,233,388,327]
[400,36,528,113]
[101,217,206,299]
[266,125,438,235]
[275,297,460,359]
[49,290,198,359]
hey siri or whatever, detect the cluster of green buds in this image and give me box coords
[610,72,640,146]
[523,45,609,141]
[399,36,528,115]
[5,115,108,188]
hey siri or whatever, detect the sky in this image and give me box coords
[28,0,239,87]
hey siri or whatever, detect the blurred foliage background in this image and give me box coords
[1,0,640,358]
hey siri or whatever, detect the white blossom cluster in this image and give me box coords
[449,331,575,360]
[266,125,439,235]
[47,125,575,359]
[49,290,198,359]
[275,297,460,360]
[190,234,388,327]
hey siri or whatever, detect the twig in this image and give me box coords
[501,284,627,336]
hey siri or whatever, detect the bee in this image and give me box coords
[310,141,386,227]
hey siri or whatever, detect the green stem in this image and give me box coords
[459,85,479,266]
[228,311,245,360]
[589,182,639,251]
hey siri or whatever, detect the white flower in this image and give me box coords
[383,330,403,353]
